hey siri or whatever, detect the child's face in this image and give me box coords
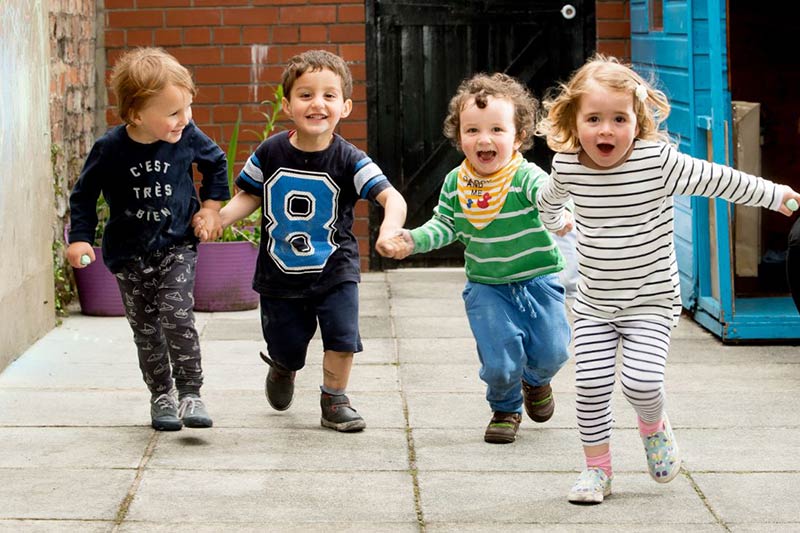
[282,67,352,151]
[458,95,522,176]
[575,80,639,169]
[128,83,193,144]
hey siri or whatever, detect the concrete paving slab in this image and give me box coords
[667,392,800,428]
[390,298,468,318]
[0,389,150,427]
[0,427,149,468]
[398,338,478,364]
[126,470,418,524]
[202,315,394,340]
[203,362,399,392]
[427,525,726,532]
[417,472,715,525]
[0,469,135,520]
[393,317,470,338]
[119,523,419,533]
[692,473,800,525]
[0,521,113,532]
[150,427,409,471]
[200,337,398,365]
[661,363,800,393]
[680,428,800,471]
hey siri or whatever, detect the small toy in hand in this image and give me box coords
[787,199,799,212]
[80,254,91,266]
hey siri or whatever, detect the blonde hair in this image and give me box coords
[110,47,196,125]
[443,72,538,151]
[537,54,672,152]
[281,49,353,100]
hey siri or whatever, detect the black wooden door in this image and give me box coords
[366,0,595,268]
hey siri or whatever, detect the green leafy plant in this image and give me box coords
[219,86,283,244]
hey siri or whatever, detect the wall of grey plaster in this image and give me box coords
[0,1,55,370]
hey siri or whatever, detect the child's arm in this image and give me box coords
[193,200,223,242]
[373,187,408,258]
[535,170,573,234]
[66,241,95,268]
[220,190,261,228]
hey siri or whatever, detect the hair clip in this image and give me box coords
[635,84,648,102]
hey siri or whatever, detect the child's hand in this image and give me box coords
[554,210,575,236]
[193,209,223,241]
[66,241,94,269]
[376,229,415,259]
[779,186,800,216]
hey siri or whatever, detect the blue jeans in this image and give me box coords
[462,274,571,413]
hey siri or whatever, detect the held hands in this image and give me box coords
[779,186,800,216]
[376,229,415,260]
[192,208,223,242]
[554,210,575,237]
[66,241,94,269]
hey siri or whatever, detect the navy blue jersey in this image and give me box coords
[68,122,229,272]
[236,131,392,297]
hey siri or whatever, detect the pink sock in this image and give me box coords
[586,450,612,478]
[638,416,664,437]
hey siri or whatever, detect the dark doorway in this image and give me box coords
[366,0,595,268]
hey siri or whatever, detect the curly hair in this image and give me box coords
[281,49,353,101]
[537,54,672,152]
[110,47,196,125]
[443,72,538,152]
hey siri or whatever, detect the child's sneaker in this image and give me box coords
[521,381,554,422]
[568,467,612,504]
[260,352,295,411]
[178,394,213,428]
[151,391,182,431]
[320,392,366,432]
[642,414,681,483]
[483,411,521,444]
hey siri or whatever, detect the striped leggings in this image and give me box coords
[574,318,672,446]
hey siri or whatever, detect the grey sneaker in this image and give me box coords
[151,392,182,431]
[320,392,366,432]
[260,352,295,411]
[178,394,213,428]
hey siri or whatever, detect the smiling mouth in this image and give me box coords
[307,114,327,120]
[597,143,614,154]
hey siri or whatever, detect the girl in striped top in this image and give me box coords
[379,73,572,445]
[535,54,800,504]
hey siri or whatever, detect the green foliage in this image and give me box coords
[220,86,283,244]
[52,239,75,318]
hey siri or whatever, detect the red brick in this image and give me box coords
[196,0,249,5]
[242,26,271,44]
[107,10,164,28]
[192,107,211,124]
[597,20,630,39]
[170,47,222,66]
[272,25,299,43]
[348,64,366,82]
[214,27,242,45]
[138,0,190,6]
[223,7,279,25]
[165,9,221,27]
[330,24,364,43]
[280,6,336,24]
[154,28,182,46]
[194,66,252,84]
[195,86,221,104]
[212,105,242,122]
[338,44,365,62]
[104,0,134,7]
[254,0,305,4]
[300,25,328,43]
[360,256,370,272]
[222,85,261,103]
[597,40,630,61]
[354,199,369,217]
[126,29,154,46]
[338,4,365,23]
[184,28,212,45]
[597,1,628,20]
[104,30,125,47]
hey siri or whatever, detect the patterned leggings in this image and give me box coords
[115,243,203,397]
[573,318,672,446]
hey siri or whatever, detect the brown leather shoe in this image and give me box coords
[484,411,522,444]
[522,381,554,422]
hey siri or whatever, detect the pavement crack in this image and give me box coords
[684,469,731,532]
[111,430,160,531]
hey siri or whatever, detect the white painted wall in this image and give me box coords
[0,0,55,370]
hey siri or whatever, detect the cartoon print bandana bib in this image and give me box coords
[457,151,523,230]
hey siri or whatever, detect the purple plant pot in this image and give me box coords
[73,247,126,316]
[194,241,260,312]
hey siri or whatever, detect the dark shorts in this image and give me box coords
[259,281,362,371]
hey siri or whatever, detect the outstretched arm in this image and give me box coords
[374,187,408,258]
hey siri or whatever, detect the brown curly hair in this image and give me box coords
[537,54,672,152]
[443,72,538,152]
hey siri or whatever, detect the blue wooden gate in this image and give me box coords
[631,0,800,340]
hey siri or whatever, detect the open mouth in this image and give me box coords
[477,150,496,162]
[307,114,327,121]
[597,143,615,154]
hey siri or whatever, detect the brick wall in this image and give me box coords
[100,1,373,270]
[596,0,631,61]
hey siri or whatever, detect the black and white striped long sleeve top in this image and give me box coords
[536,139,785,326]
